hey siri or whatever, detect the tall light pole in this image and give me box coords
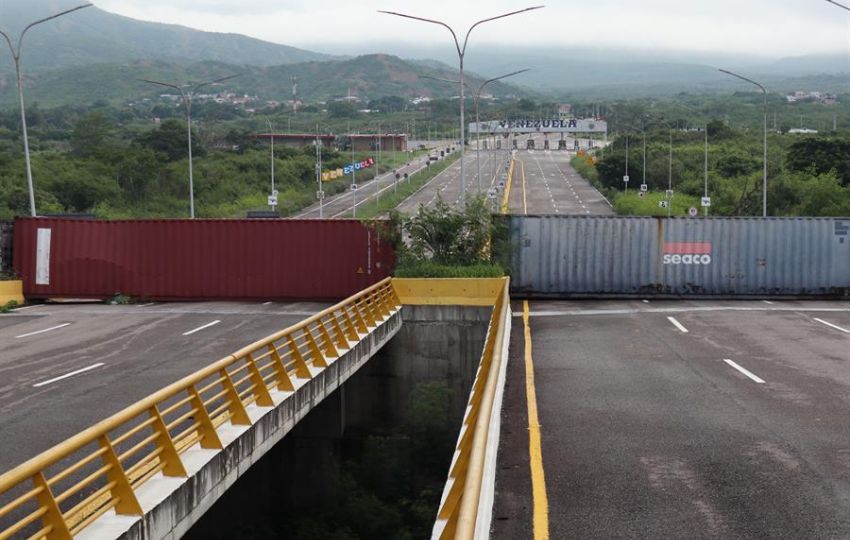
[266,118,276,211]
[474,69,529,192]
[719,68,768,217]
[141,74,239,218]
[379,6,544,202]
[0,3,92,217]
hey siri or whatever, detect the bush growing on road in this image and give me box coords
[392,195,507,277]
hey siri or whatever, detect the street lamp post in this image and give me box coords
[474,69,529,192]
[719,68,768,217]
[0,3,92,216]
[141,75,239,218]
[423,69,529,193]
[379,6,543,202]
[266,118,276,211]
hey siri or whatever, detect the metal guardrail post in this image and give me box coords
[329,317,349,349]
[148,407,188,477]
[267,345,295,392]
[97,435,143,515]
[189,387,223,449]
[340,309,360,341]
[304,328,328,368]
[286,336,312,378]
[244,353,274,407]
[316,320,339,358]
[33,472,73,539]
[219,369,251,425]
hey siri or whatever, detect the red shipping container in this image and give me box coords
[13,218,395,301]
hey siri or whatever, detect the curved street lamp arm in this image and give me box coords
[19,4,92,53]
[477,68,531,95]
[462,6,545,55]
[718,68,766,94]
[0,30,15,60]
[419,74,465,87]
[378,11,461,57]
[826,0,850,12]
[192,73,241,94]
[139,78,184,94]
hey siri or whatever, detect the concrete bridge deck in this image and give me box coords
[494,298,850,538]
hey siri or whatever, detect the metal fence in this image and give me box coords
[0,279,400,540]
[509,215,850,297]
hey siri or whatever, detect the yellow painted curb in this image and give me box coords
[392,277,506,306]
[0,280,24,306]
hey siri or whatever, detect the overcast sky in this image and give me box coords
[91,0,850,58]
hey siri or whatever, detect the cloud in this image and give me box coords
[90,0,850,57]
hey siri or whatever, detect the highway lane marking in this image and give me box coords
[667,316,689,333]
[521,159,528,214]
[182,320,221,336]
[521,306,850,317]
[263,301,273,306]
[523,301,550,540]
[762,300,775,305]
[723,359,766,384]
[813,317,850,334]
[32,363,105,388]
[11,304,41,311]
[643,299,650,303]
[15,323,71,339]
[137,303,155,307]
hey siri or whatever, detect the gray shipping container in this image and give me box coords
[509,215,850,297]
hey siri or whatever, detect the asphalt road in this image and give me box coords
[0,301,329,473]
[294,140,457,219]
[493,298,850,538]
[508,149,614,215]
[394,148,509,215]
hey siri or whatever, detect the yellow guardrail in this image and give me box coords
[0,278,399,540]
[433,277,510,539]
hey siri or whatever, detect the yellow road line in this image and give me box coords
[501,158,515,214]
[520,159,528,215]
[523,300,549,540]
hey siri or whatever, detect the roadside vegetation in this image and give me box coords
[572,120,850,217]
[388,196,508,278]
[344,153,459,219]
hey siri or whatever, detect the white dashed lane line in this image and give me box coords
[182,320,221,336]
[667,316,689,333]
[15,323,71,339]
[723,359,766,384]
[814,317,850,334]
[32,363,106,388]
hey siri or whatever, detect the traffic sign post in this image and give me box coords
[267,195,278,207]
[658,201,669,209]
[688,207,699,217]
[638,191,646,198]
[701,197,711,207]
[316,190,325,200]
[640,184,648,192]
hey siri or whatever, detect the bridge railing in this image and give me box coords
[0,277,399,540]
[433,277,511,539]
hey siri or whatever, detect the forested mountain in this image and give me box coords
[0,0,334,75]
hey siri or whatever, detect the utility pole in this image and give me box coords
[0,3,92,216]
